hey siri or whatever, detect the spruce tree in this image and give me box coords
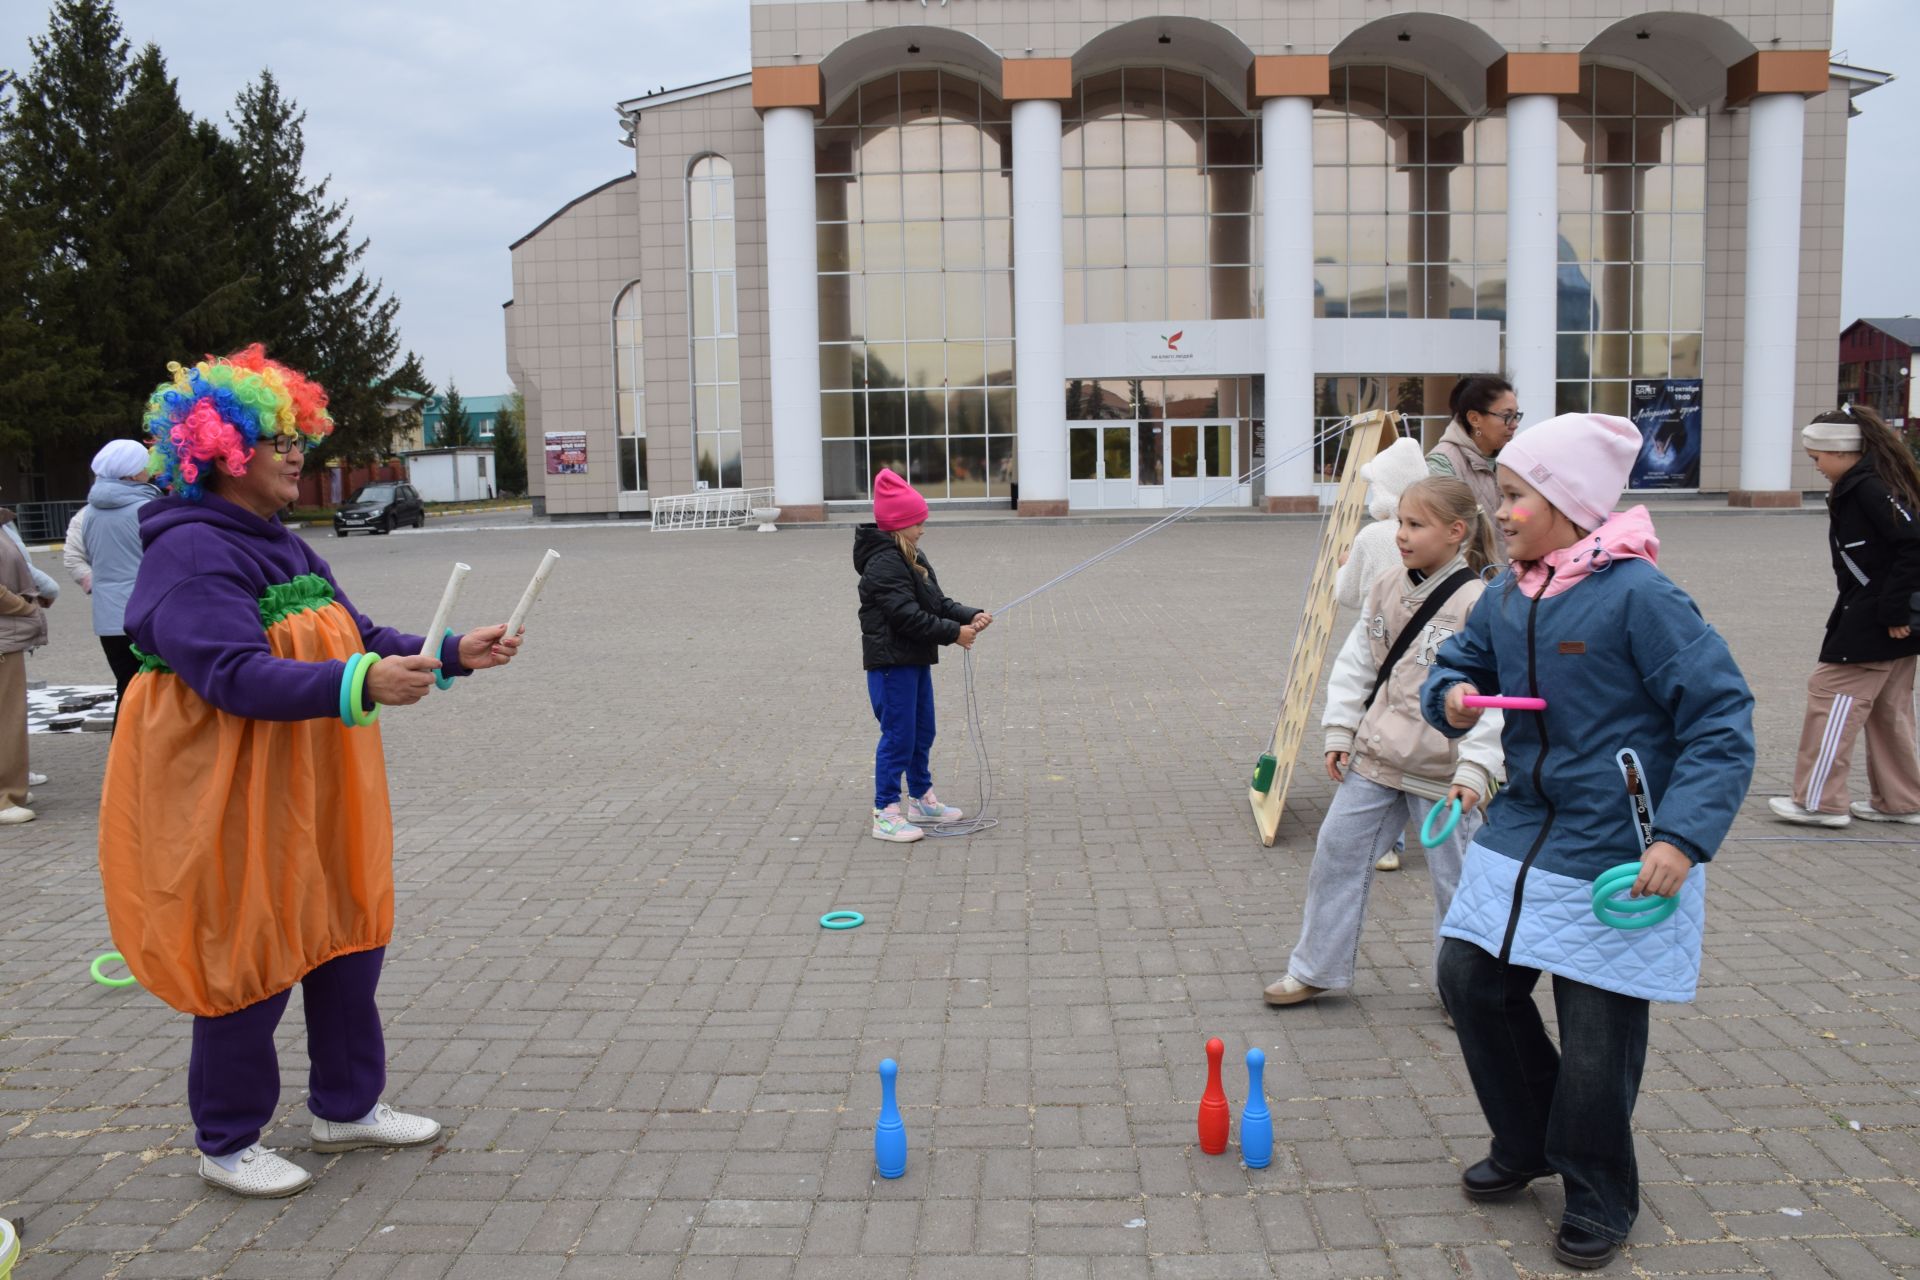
[493,391,527,494]
[439,380,471,448]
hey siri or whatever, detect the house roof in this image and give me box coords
[616,73,752,116]
[423,394,514,416]
[510,173,636,251]
[1853,317,1920,349]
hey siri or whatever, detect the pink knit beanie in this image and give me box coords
[1496,413,1641,532]
[873,467,929,532]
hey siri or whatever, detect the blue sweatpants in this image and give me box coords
[868,664,936,811]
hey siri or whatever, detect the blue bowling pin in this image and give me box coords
[874,1058,907,1179]
[1240,1048,1273,1170]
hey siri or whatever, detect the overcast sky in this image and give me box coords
[3,1,1913,396]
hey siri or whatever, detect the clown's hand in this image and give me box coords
[367,654,440,707]
[458,623,521,670]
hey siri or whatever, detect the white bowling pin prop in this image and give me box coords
[505,549,561,636]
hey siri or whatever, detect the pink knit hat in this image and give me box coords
[873,467,929,532]
[1496,413,1641,532]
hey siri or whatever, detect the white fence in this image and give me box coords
[649,486,775,532]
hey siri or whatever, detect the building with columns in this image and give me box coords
[506,1,1880,521]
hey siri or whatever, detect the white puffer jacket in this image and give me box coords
[1334,436,1432,610]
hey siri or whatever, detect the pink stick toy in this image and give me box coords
[1462,694,1547,711]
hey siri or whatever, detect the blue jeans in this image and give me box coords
[868,664,935,811]
[1438,937,1650,1244]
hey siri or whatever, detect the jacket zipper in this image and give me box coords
[1498,564,1557,963]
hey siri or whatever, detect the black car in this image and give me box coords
[333,482,426,536]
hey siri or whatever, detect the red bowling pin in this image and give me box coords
[1198,1037,1230,1154]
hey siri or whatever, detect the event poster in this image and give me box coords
[544,431,588,475]
[1628,378,1702,490]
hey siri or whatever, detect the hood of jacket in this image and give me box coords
[89,478,159,511]
[1513,505,1659,600]
[139,493,292,550]
[853,523,905,575]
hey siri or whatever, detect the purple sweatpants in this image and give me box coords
[188,946,388,1157]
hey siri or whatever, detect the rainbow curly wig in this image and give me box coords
[142,344,334,501]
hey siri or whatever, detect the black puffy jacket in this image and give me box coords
[1818,461,1920,664]
[854,525,979,670]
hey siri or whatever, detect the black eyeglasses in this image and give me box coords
[1486,410,1524,427]
[264,434,308,456]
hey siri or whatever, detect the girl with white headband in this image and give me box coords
[1769,404,1920,827]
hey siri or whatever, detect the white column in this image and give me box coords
[1012,98,1066,512]
[1738,92,1807,493]
[1260,96,1314,507]
[762,105,823,513]
[1505,93,1560,427]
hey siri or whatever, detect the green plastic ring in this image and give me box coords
[1590,861,1679,929]
[338,652,361,726]
[434,629,455,691]
[1420,797,1463,848]
[349,651,380,727]
[90,951,137,988]
[819,911,865,930]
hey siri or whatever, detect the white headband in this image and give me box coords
[1802,420,1863,451]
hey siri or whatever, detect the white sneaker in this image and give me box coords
[871,804,924,843]
[199,1144,313,1198]
[0,806,34,826]
[906,791,963,824]
[1768,797,1850,828]
[1850,801,1920,824]
[311,1102,442,1152]
[26,771,46,787]
[1375,848,1402,871]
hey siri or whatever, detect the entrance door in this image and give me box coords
[1163,419,1239,508]
[1068,423,1138,509]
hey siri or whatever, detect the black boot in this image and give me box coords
[1552,1221,1620,1269]
[1460,1157,1554,1200]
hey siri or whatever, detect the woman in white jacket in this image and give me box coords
[1265,478,1505,1007]
[63,506,90,593]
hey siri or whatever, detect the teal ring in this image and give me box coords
[338,653,365,726]
[1590,861,1679,929]
[434,629,455,691]
[1420,797,1463,848]
[819,911,865,931]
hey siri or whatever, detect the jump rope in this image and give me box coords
[918,416,1361,837]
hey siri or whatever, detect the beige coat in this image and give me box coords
[1426,423,1508,564]
[1322,555,1503,801]
[0,527,48,654]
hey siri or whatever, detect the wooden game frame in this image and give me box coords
[1249,410,1405,847]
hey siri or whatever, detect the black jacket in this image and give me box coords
[854,524,979,670]
[1819,461,1920,664]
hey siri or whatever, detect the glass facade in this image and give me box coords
[1555,66,1706,418]
[688,155,742,489]
[1062,69,1260,326]
[612,281,647,493]
[816,70,1017,501]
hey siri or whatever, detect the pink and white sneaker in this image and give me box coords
[906,791,963,824]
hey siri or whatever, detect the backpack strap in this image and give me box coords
[1363,567,1476,711]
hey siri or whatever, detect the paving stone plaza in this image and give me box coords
[3,508,1918,1279]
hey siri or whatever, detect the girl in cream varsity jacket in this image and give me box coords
[1264,477,1504,1007]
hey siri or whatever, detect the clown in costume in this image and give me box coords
[98,346,523,1198]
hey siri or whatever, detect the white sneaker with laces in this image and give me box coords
[199,1144,313,1197]
[906,791,963,824]
[871,805,924,843]
[27,771,46,787]
[1767,797,1850,828]
[1850,801,1920,824]
[311,1102,442,1153]
[0,806,34,826]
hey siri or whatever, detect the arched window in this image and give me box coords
[612,281,646,493]
[688,156,741,489]
[815,70,1017,502]
[1554,66,1706,418]
[1062,67,1259,326]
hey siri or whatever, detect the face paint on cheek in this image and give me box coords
[1510,506,1533,525]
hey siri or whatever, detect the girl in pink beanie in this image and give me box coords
[1418,412,1755,1268]
[852,470,991,842]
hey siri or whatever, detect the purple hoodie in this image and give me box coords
[123,494,467,722]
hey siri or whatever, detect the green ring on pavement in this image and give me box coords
[90,951,137,988]
[1420,797,1462,848]
[1590,862,1679,929]
[819,911,864,930]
